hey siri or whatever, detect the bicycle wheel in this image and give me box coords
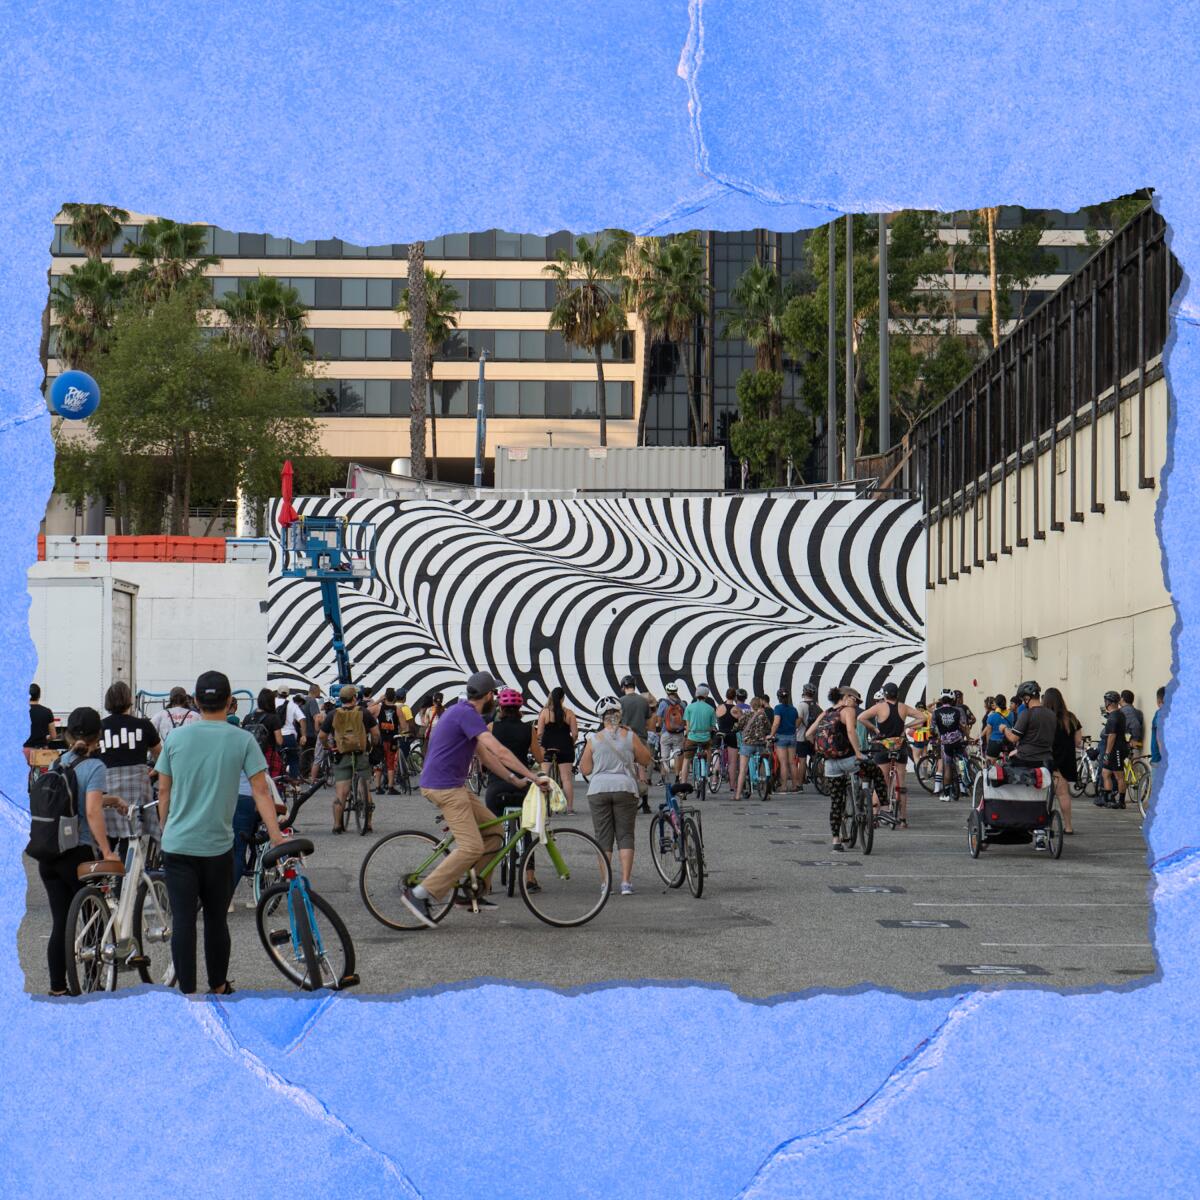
[394,752,412,795]
[754,758,770,801]
[707,751,723,795]
[253,844,287,910]
[1131,760,1151,816]
[66,886,115,995]
[1046,809,1064,860]
[968,810,983,858]
[682,817,705,898]
[132,875,172,985]
[916,753,936,794]
[359,830,457,929]
[257,883,357,990]
[857,785,874,855]
[812,756,828,797]
[354,772,371,835]
[649,813,685,887]
[519,827,611,927]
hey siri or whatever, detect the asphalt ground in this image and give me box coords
[20,767,1155,997]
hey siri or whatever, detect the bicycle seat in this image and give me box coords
[260,837,314,870]
[77,858,126,881]
[670,783,694,796]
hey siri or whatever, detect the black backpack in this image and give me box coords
[25,759,82,861]
[242,710,275,756]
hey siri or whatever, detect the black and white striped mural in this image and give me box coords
[267,495,926,711]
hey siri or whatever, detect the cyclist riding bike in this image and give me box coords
[930,688,969,800]
[320,685,380,834]
[399,671,550,927]
[858,682,924,827]
[676,684,717,789]
[657,682,688,783]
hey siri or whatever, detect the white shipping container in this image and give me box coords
[27,576,138,721]
[494,445,726,493]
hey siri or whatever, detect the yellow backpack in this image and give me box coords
[332,706,367,753]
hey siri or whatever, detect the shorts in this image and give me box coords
[1102,750,1127,773]
[659,732,685,762]
[740,742,767,758]
[823,753,862,779]
[870,741,909,765]
[775,734,797,749]
[679,738,709,758]
[588,791,639,852]
[333,751,372,783]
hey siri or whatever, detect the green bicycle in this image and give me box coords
[359,811,612,929]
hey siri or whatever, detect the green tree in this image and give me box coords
[965,207,1055,343]
[218,273,312,366]
[1084,189,1153,248]
[729,369,812,487]
[125,217,217,304]
[406,242,429,480]
[56,288,327,535]
[545,234,627,447]
[60,203,131,260]
[397,269,460,480]
[49,258,125,369]
[615,233,662,446]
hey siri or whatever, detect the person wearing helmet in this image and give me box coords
[1002,681,1057,769]
[677,684,719,790]
[1096,689,1129,809]
[771,689,800,792]
[656,682,687,784]
[953,689,976,737]
[483,687,545,894]
[580,697,652,894]
[618,676,652,811]
[858,682,925,826]
[792,684,819,790]
[930,688,969,799]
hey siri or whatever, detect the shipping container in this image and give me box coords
[27,576,138,720]
[494,445,726,493]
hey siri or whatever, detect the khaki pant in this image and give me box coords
[421,787,504,901]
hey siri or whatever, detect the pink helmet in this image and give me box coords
[497,688,524,708]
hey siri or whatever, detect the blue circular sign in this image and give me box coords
[51,370,100,420]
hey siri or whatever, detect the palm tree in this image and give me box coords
[50,259,125,368]
[60,203,130,261]
[545,235,627,447]
[981,206,1001,348]
[723,261,789,378]
[617,233,663,446]
[126,217,217,303]
[218,274,312,366]
[406,242,429,480]
[397,269,460,480]
[639,234,710,444]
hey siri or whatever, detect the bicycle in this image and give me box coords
[707,745,726,795]
[685,741,711,802]
[256,837,358,991]
[359,801,612,928]
[837,761,875,855]
[1073,737,1099,797]
[810,753,828,797]
[648,779,705,897]
[873,743,908,830]
[741,739,774,801]
[1123,752,1152,817]
[336,751,375,835]
[65,799,173,994]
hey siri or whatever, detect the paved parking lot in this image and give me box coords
[20,772,1155,996]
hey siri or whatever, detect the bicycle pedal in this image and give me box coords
[338,973,361,989]
[268,929,291,946]
[126,955,150,969]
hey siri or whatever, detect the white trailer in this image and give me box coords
[27,575,137,720]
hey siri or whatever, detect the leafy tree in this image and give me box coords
[397,269,460,479]
[964,208,1055,343]
[406,242,429,480]
[545,234,627,447]
[218,273,312,367]
[1084,189,1153,248]
[60,203,130,260]
[615,233,661,446]
[729,369,812,487]
[49,258,125,369]
[55,288,327,534]
[125,217,217,304]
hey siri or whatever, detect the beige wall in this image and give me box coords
[926,372,1170,724]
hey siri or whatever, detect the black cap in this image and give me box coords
[66,706,101,740]
[620,675,636,688]
[195,670,232,708]
[882,682,899,699]
[465,670,498,699]
[1103,690,1121,705]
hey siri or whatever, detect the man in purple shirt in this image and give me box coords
[400,670,549,926]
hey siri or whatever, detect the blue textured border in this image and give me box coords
[2,2,1198,1195]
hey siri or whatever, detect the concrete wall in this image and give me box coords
[28,558,268,705]
[926,372,1170,727]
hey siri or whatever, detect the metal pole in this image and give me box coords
[878,212,890,454]
[827,224,837,483]
[844,215,855,481]
[473,350,488,488]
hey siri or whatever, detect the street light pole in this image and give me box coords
[473,350,488,488]
[826,224,837,483]
[879,212,890,455]
[844,214,855,482]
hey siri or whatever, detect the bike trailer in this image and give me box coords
[977,763,1053,830]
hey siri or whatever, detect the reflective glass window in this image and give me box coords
[496,231,521,258]
[521,234,546,258]
[494,331,520,360]
[367,243,392,258]
[470,279,494,309]
[290,239,317,256]
[211,277,240,301]
[339,381,365,413]
[342,278,366,307]
[341,330,366,359]
[520,331,546,360]
[571,381,598,416]
[239,233,266,256]
[342,241,367,258]
[367,278,391,307]
[443,233,470,258]
[391,379,411,415]
[495,280,520,309]
[366,329,391,359]
[214,228,240,256]
[312,329,340,359]
[425,236,445,257]
[364,379,390,415]
[493,380,519,415]
[520,381,546,416]
[521,280,546,309]
[265,236,290,256]
[289,277,315,306]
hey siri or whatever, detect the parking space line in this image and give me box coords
[979,942,1153,948]
[914,902,1145,907]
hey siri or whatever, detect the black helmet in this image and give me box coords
[1103,690,1121,706]
[882,682,899,700]
[735,688,748,701]
[1016,680,1041,700]
[620,675,636,689]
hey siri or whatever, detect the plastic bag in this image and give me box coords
[545,777,567,815]
[520,783,547,843]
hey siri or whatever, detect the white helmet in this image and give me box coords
[596,695,621,718]
[664,681,680,695]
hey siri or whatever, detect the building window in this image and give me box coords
[340,330,366,359]
[493,380,519,415]
[366,329,391,359]
[341,278,366,307]
[289,277,316,306]
[442,233,470,258]
[495,280,520,309]
[495,330,519,360]
[367,278,391,308]
[520,330,546,360]
[520,380,546,416]
[363,379,390,415]
[496,231,521,258]
[521,234,547,258]
[521,280,546,310]
[265,236,290,257]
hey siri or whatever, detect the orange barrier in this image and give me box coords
[106,536,227,563]
[37,534,45,561]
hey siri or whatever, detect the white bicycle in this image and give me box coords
[66,799,174,993]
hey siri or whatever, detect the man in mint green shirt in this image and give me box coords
[677,685,718,788]
[157,670,284,994]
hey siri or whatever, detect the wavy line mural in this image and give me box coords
[267,494,927,713]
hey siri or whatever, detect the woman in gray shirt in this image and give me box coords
[579,696,652,895]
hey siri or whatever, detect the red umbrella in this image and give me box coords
[279,459,299,527]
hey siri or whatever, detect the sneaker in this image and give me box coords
[832,842,845,853]
[1034,833,1048,850]
[620,881,634,895]
[455,895,498,911]
[1092,796,1107,807]
[387,787,401,796]
[399,886,437,928]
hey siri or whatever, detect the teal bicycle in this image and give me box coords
[740,738,775,801]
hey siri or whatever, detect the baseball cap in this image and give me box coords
[66,706,101,740]
[195,671,232,708]
[339,684,358,703]
[397,689,407,700]
[882,682,899,700]
[696,683,711,697]
[620,675,636,688]
[465,670,499,699]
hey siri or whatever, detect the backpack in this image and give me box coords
[378,703,396,735]
[332,705,367,753]
[242,710,275,756]
[25,759,81,861]
[812,708,852,760]
[664,700,686,734]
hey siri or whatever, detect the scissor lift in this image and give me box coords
[279,514,376,693]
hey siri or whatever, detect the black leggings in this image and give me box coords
[163,850,234,995]
[37,846,96,993]
[828,762,888,836]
